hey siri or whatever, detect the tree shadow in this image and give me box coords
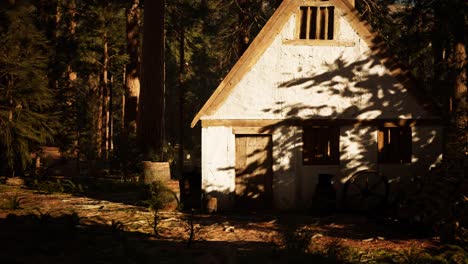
[204,51,443,210]
[199,50,445,252]
[252,54,443,208]
[0,212,350,263]
[24,176,150,206]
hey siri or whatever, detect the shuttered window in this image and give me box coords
[298,4,335,40]
[303,126,340,165]
[377,127,412,164]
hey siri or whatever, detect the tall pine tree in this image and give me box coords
[0,1,55,175]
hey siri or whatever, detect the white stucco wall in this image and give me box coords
[201,125,444,210]
[199,5,443,210]
[201,125,302,210]
[201,126,236,208]
[205,10,432,121]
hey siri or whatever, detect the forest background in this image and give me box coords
[0,0,466,186]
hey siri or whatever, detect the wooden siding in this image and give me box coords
[235,135,273,209]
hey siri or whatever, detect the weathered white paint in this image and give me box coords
[202,124,444,210]
[271,126,300,209]
[204,11,430,121]
[199,4,443,210]
[201,126,236,208]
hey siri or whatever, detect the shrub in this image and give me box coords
[396,162,468,243]
[142,181,178,236]
[1,195,22,210]
[28,178,85,195]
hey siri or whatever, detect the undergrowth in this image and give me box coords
[28,178,86,195]
[142,181,178,236]
[305,240,468,264]
[1,195,22,210]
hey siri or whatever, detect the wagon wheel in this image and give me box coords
[342,170,389,212]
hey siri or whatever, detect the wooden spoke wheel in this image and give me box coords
[342,170,389,212]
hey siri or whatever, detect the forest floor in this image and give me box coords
[0,180,466,264]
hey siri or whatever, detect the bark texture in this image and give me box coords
[137,0,165,157]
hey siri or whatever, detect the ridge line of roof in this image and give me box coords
[191,0,440,128]
[191,0,296,127]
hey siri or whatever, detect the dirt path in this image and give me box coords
[0,184,444,263]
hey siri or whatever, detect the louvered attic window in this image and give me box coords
[284,0,355,46]
[299,5,335,40]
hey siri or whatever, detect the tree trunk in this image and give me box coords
[65,0,80,173]
[125,0,141,134]
[66,0,76,35]
[137,0,165,158]
[449,1,467,159]
[432,2,450,156]
[452,13,467,104]
[96,72,103,158]
[101,31,110,160]
[177,24,186,200]
[109,74,114,158]
[122,0,141,173]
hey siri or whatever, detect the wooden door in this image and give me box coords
[235,135,273,210]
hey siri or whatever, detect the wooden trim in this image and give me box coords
[302,125,340,165]
[315,6,321,38]
[191,0,296,128]
[305,7,311,39]
[302,0,334,7]
[191,0,442,128]
[283,39,355,46]
[328,0,441,115]
[329,0,374,44]
[202,118,445,128]
[232,127,272,134]
[333,5,339,40]
[377,126,412,164]
[324,7,329,39]
[202,119,281,128]
[295,7,301,39]
[377,130,384,153]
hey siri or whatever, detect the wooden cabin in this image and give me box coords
[191,0,444,211]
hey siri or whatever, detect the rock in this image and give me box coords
[223,226,235,232]
[6,177,24,186]
[205,197,217,213]
[311,233,323,239]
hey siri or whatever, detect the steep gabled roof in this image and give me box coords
[191,0,432,128]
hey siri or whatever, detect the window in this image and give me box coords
[298,4,335,40]
[377,127,412,164]
[303,126,340,165]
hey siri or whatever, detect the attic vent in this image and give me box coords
[298,5,335,40]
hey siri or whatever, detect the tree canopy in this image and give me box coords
[0,0,465,178]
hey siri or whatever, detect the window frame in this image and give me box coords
[302,126,340,166]
[377,126,412,164]
[295,1,337,42]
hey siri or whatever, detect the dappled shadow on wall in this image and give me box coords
[206,55,441,212]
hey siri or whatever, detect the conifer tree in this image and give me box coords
[0,1,55,175]
[137,0,165,158]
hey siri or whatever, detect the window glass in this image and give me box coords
[303,126,340,165]
[377,127,412,164]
